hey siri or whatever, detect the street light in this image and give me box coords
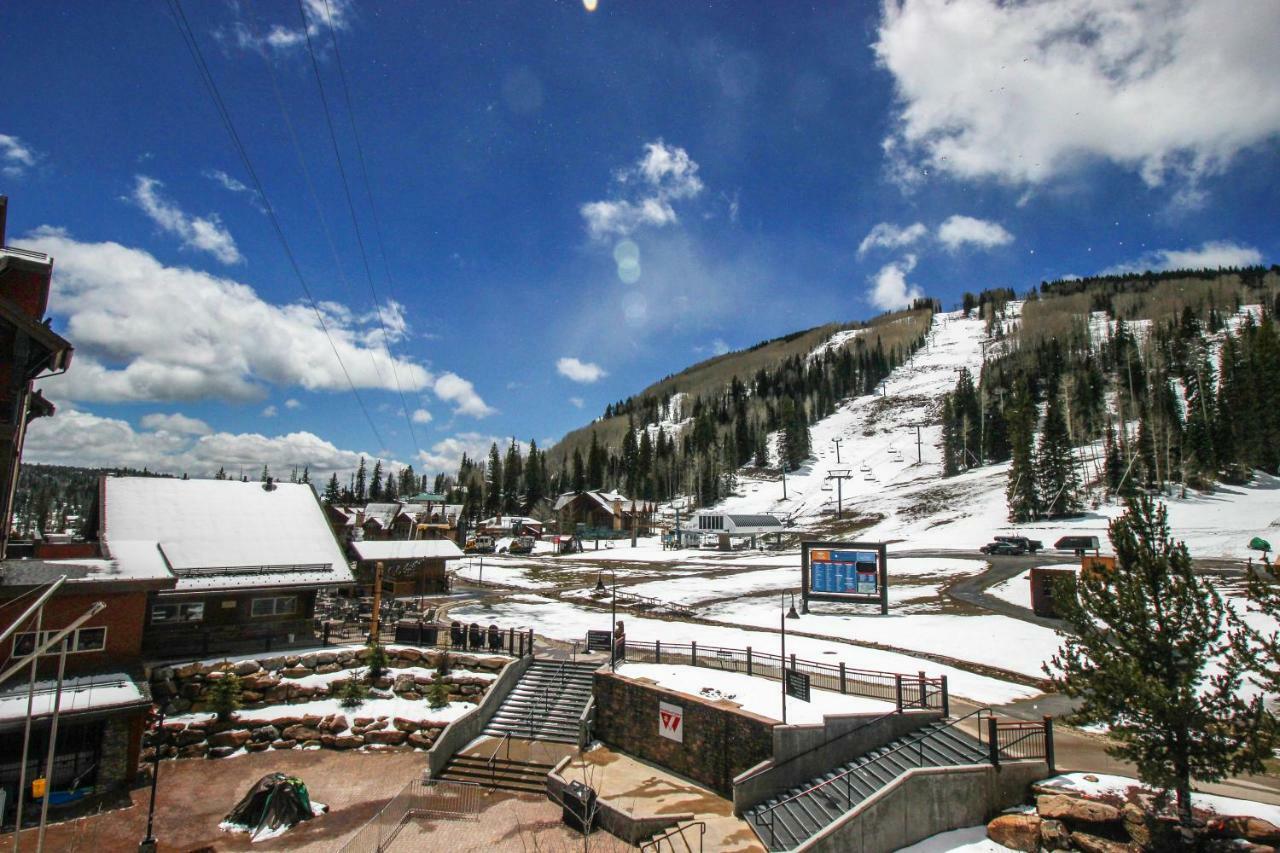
[138,706,165,853]
[780,592,799,724]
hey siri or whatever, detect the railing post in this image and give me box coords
[1043,715,1055,775]
[691,641,697,667]
[508,627,514,655]
[917,670,926,708]
[746,646,752,676]
[655,640,661,664]
[839,662,846,694]
[941,675,949,717]
[895,674,903,711]
[987,716,1000,768]
[790,653,796,672]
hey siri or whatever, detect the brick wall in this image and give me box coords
[0,589,147,678]
[593,671,775,796]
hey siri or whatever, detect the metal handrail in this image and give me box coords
[487,731,512,789]
[641,820,706,852]
[754,708,992,840]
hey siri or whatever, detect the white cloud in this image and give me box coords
[139,412,212,435]
[417,432,514,474]
[228,0,352,53]
[1103,241,1264,275]
[936,215,1014,251]
[412,408,433,424]
[23,407,385,481]
[868,255,923,311]
[580,140,704,239]
[262,405,278,418]
[25,228,449,405]
[710,339,731,356]
[433,372,495,418]
[569,397,585,409]
[858,222,928,256]
[127,176,243,264]
[204,168,265,212]
[285,398,302,409]
[875,0,1280,192]
[0,133,37,178]
[557,357,607,384]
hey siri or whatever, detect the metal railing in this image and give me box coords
[988,714,1055,772]
[620,639,947,712]
[171,561,330,578]
[641,820,706,852]
[487,731,512,789]
[337,779,483,853]
[753,709,992,844]
[591,589,695,617]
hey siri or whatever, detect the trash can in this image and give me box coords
[468,622,483,650]
[561,780,597,833]
[487,624,501,652]
[449,621,464,647]
[421,623,439,646]
[394,620,420,644]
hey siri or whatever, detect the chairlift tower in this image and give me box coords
[825,469,854,520]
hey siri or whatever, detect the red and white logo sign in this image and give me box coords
[658,700,683,743]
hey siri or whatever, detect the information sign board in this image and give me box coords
[784,669,811,702]
[801,540,889,614]
[658,701,683,742]
[586,630,613,652]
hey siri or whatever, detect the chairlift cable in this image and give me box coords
[160,0,388,450]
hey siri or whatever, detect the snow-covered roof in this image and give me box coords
[0,672,148,726]
[351,540,464,561]
[553,491,648,515]
[0,554,175,588]
[103,477,353,592]
[478,516,543,528]
[725,514,784,528]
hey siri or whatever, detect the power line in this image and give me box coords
[295,0,424,459]
[160,0,388,451]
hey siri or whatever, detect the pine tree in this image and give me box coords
[502,440,522,513]
[323,473,341,505]
[1047,497,1272,832]
[586,432,605,490]
[571,449,586,493]
[300,466,310,485]
[369,460,384,502]
[485,443,503,516]
[354,457,367,503]
[1006,385,1039,522]
[215,466,227,481]
[260,464,271,483]
[383,469,398,501]
[1036,383,1081,517]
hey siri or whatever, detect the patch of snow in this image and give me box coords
[0,672,145,723]
[1042,772,1280,825]
[168,696,475,727]
[898,825,1004,852]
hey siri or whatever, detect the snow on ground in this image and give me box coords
[449,594,1038,704]
[898,825,1004,852]
[698,598,1060,680]
[167,695,476,727]
[615,662,893,724]
[1042,772,1280,824]
[454,558,558,589]
[988,570,1032,611]
[288,665,495,690]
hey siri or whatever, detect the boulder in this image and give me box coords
[986,814,1041,852]
[1037,793,1122,825]
[251,725,280,742]
[270,739,297,750]
[177,743,206,759]
[206,729,251,749]
[1121,802,1150,848]
[398,648,422,662]
[1209,817,1280,845]
[207,746,238,759]
[175,729,207,747]
[364,729,408,746]
[231,660,261,677]
[392,717,420,733]
[333,734,364,750]
[302,739,323,749]
[284,655,301,667]
[407,731,434,748]
[353,716,375,728]
[245,741,270,752]
[315,663,342,675]
[1040,818,1071,851]
[321,714,349,733]
[281,666,312,679]
[282,724,322,742]
[166,697,193,714]
[314,651,338,665]
[1070,831,1132,853]
[264,685,290,703]
[401,691,422,701]
[362,719,388,732]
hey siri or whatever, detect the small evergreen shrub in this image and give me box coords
[208,670,242,723]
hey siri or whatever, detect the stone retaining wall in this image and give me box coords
[144,647,511,761]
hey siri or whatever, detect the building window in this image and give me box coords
[251,596,298,618]
[13,627,109,656]
[151,602,205,624]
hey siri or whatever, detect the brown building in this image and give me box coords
[0,541,174,819]
[350,539,463,597]
[99,476,354,658]
[553,490,655,536]
[0,197,73,562]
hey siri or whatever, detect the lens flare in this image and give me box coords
[583,0,598,11]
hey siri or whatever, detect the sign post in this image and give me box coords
[658,701,683,742]
[801,541,889,615]
[785,670,811,703]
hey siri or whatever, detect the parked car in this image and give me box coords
[994,535,1043,553]
[980,540,1027,555]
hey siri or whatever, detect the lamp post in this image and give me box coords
[781,592,799,724]
[138,706,165,853]
[610,570,618,671]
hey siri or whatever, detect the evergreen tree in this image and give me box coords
[1036,382,1082,517]
[300,466,310,485]
[260,464,271,483]
[383,469,398,501]
[215,466,227,481]
[323,473,341,505]
[586,432,606,490]
[354,457,367,503]
[571,448,586,493]
[1006,385,1039,522]
[369,460,384,501]
[523,439,546,509]
[485,443,503,516]
[502,440,522,513]
[1047,497,1272,832]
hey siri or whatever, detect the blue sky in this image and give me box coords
[3,0,1278,481]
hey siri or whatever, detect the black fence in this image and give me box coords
[619,639,947,713]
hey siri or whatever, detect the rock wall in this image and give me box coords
[144,647,510,761]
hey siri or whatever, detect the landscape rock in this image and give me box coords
[271,739,297,750]
[282,724,321,742]
[1070,831,1132,853]
[1039,818,1071,850]
[333,734,364,750]
[986,814,1041,852]
[231,660,261,676]
[407,731,434,748]
[207,746,238,759]
[1209,817,1280,845]
[206,729,251,749]
[281,666,311,679]
[365,729,408,746]
[251,725,280,742]
[245,741,270,752]
[1038,793,1122,825]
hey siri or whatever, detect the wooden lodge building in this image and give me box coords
[350,538,463,598]
[552,490,656,536]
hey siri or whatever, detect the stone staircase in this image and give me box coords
[482,659,597,744]
[438,752,557,795]
[745,719,989,851]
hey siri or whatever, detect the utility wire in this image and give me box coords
[161,0,388,450]
[296,0,424,459]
